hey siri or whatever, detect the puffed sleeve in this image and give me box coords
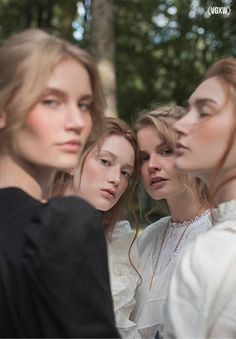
[108,221,140,338]
[2,196,120,338]
[163,226,236,338]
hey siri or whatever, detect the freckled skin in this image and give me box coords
[78,135,135,211]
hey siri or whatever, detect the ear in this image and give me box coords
[0,111,6,129]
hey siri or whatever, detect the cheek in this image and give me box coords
[171,174,183,189]
[25,109,51,140]
[193,118,229,148]
[196,126,216,143]
[165,163,183,189]
[164,159,176,177]
[168,167,177,179]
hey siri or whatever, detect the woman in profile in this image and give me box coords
[0,29,119,338]
[163,58,236,338]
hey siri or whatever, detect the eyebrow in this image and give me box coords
[188,97,218,108]
[100,149,134,170]
[42,87,93,101]
[139,141,170,154]
[156,141,169,150]
[123,163,134,170]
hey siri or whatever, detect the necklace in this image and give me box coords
[149,209,209,289]
[169,210,209,228]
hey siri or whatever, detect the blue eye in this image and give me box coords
[41,98,60,107]
[161,147,173,156]
[78,103,91,112]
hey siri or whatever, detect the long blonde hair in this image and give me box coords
[0,28,105,144]
[135,105,208,210]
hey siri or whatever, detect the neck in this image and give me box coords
[166,189,207,223]
[0,154,54,201]
[211,178,236,206]
[204,167,236,206]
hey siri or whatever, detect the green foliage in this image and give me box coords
[0,0,235,118]
[115,0,236,123]
[0,0,235,224]
[0,0,78,42]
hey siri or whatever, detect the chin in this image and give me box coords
[54,155,82,170]
[149,192,165,201]
[95,204,111,212]
[98,207,110,212]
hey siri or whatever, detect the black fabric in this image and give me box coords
[0,187,120,338]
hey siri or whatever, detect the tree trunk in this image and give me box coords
[59,0,77,41]
[90,0,117,117]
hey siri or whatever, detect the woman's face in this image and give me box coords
[137,126,184,201]
[174,76,236,184]
[78,135,135,211]
[6,58,93,172]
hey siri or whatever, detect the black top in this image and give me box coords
[0,187,120,338]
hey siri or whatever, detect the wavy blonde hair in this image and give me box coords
[0,28,105,144]
[135,105,209,210]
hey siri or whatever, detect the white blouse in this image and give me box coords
[131,211,212,338]
[107,220,140,338]
[163,201,236,338]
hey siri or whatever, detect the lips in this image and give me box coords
[56,140,82,152]
[60,140,81,146]
[150,177,168,186]
[101,188,116,199]
[175,142,189,156]
[176,142,188,150]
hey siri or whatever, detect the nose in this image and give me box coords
[64,103,88,133]
[148,154,162,174]
[108,167,121,187]
[174,113,191,138]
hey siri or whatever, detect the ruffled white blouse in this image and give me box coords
[163,201,236,338]
[107,220,140,338]
[131,210,212,338]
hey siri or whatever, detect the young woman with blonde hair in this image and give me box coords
[130,106,212,338]
[0,29,119,338]
[163,58,236,338]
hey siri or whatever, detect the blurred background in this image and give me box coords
[1,0,235,225]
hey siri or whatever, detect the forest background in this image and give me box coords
[0,0,235,226]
